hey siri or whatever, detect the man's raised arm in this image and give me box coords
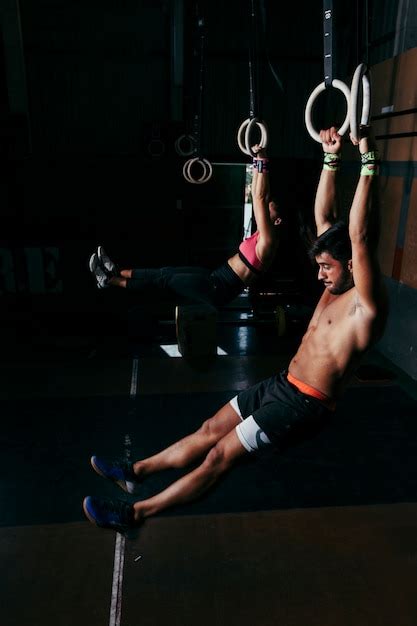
[314,127,342,236]
[348,126,382,314]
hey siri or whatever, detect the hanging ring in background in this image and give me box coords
[237,117,268,156]
[304,79,351,143]
[350,63,371,143]
[175,134,197,157]
[183,157,213,184]
[182,158,201,183]
[147,138,166,157]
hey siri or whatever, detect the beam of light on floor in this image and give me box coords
[160,344,228,357]
[237,326,250,351]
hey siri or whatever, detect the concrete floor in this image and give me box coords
[1,315,417,626]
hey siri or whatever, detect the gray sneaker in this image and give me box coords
[89,252,110,289]
[97,246,117,274]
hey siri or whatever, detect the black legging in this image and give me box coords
[126,263,245,307]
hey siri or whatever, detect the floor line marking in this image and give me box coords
[109,534,126,626]
[130,357,139,398]
[109,356,138,626]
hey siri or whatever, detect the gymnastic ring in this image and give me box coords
[186,158,213,184]
[237,117,268,156]
[175,134,197,156]
[305,79,351,143]
[182,158,205,183]
[244,118,268,156]
[182,159,195,183]
[237,119,252,155]
[188,158,213,184]
[147,138,166,157]
[350,63,371,143]
[183,157,213,184]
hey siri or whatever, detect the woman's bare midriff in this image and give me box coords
[227,253,258,285]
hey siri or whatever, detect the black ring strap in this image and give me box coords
[323,0,333,88]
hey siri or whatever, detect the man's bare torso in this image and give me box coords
[288,285,388,399]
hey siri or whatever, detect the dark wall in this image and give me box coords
[6,1,412,163]
[2,0,407,327]
[0,1,320,304]
[15,0,369,162]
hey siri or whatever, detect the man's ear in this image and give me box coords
[348,259,353,273]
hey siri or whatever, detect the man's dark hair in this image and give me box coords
[309,220,352,265]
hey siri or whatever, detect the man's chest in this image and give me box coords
[305,292,360,347]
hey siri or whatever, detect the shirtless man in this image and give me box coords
[83,126,388,533]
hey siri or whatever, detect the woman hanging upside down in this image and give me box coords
[89,145,282,308]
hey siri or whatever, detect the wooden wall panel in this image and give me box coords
[369,47,417,282]
[377,176,403,277]
[372,47,417,113]
[371,47,417,161]
[401,178,417,288]
[373,119,417,162]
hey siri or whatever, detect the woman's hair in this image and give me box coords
[309,221,352,264]
[267,194,283,220]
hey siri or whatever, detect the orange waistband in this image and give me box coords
[287,372,336,411]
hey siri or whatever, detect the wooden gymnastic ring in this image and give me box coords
[183,157,213,184]
[350,64,371,143]
[237,117,268,156]
[175,134,197,157]
[305,79,351,143]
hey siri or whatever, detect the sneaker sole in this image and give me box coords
[90,456,134,493]
[83,496,99,526]
[89,254,97,273]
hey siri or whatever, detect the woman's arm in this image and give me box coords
[251,145,275,247]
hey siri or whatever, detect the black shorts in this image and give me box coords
[236,371,334,449]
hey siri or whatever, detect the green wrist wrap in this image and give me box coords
[360,150,380,176]
[323,152,341,171]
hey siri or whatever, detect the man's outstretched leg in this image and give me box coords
[83,428,247,532]
[89,400,242,491]
[82,401,243,530]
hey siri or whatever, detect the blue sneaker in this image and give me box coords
[90,455,139,494]
[83,496,135,532]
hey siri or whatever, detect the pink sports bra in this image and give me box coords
[238,231,264,274]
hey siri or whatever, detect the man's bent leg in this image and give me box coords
[133,401,242,478]
[89,400,242,494]
[83,429,247,531]
[133,429,247,521]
